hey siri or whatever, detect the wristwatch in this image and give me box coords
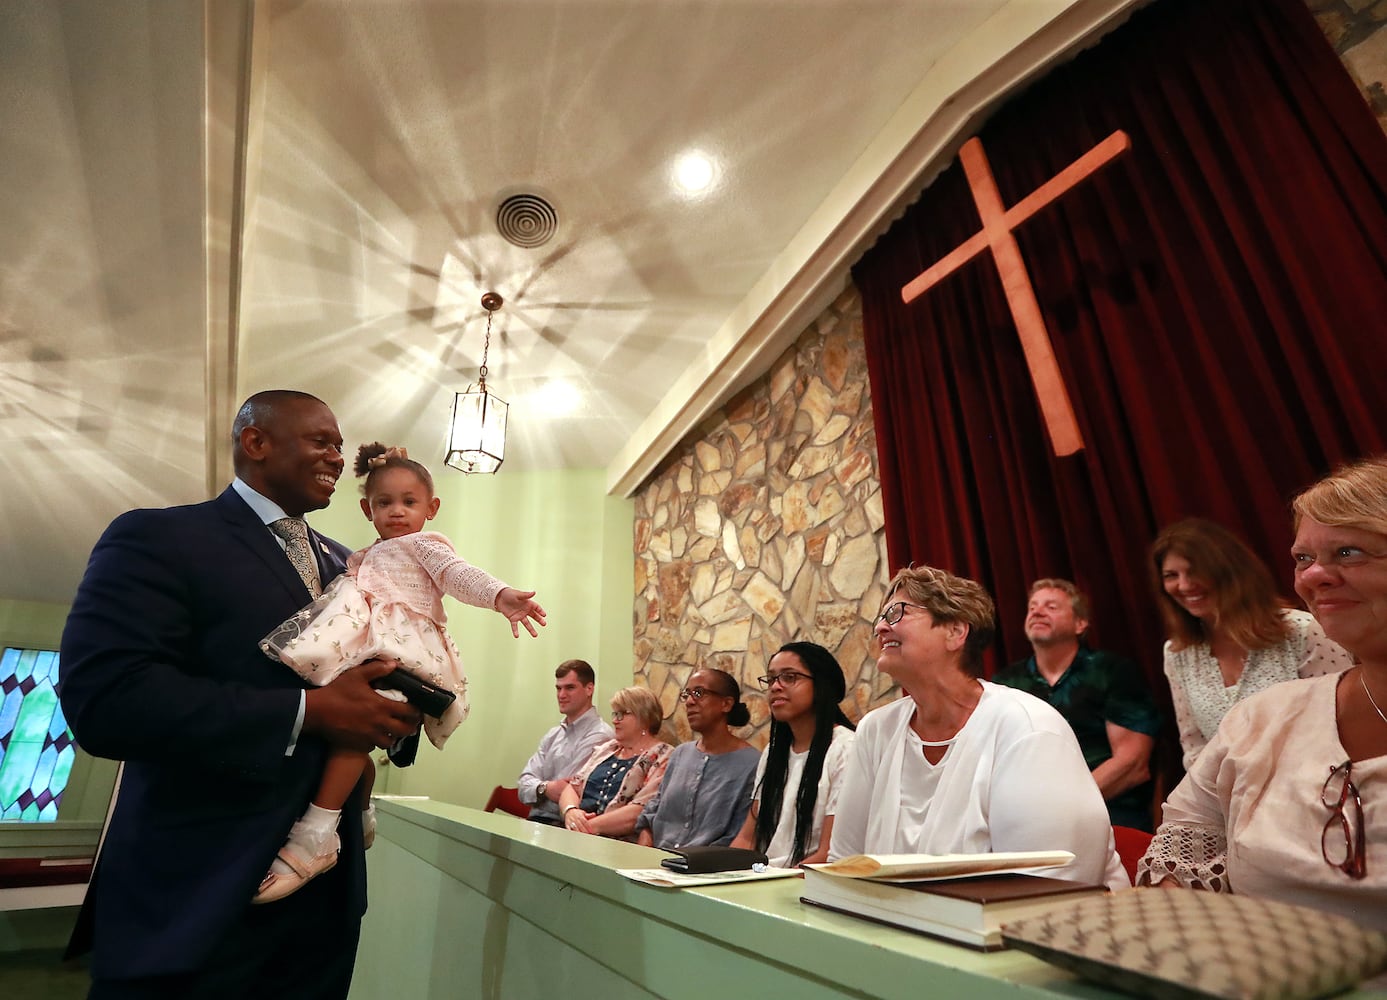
[536,781,548,801]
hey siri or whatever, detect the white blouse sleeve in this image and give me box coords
[822,728,856,817]
[1164,642,1207,772]
[1136,728,1232,891]
[988,729,1121,887]
[826,726,875,861]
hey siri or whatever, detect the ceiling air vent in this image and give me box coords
[496,193,558,248]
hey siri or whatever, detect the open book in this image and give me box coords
[810,850,1074,883]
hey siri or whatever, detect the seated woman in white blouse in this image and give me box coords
[1138,459,1387,928]
[829,566,1128,891]
[1151,518,1352,770]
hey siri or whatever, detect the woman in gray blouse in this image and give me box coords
[635,668,760,849]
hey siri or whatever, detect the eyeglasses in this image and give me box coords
[679,686,729,702]
[1321,760,1366,880]
[611,710,629,722]
[875,601,930,627]
[757,671,813,690]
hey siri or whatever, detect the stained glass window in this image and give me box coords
[0,648,75,821]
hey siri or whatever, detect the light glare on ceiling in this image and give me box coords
[672,150,718,195]
[534,379,582,416]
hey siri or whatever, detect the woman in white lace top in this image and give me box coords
[1137,459,1387,928]
[255,443,546,903]
[1152,518,1352,770]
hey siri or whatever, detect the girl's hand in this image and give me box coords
[495,587,547,638]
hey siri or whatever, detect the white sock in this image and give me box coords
[269,805,341,876]
[363,803,377,848]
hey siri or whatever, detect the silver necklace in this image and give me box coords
[1361,671,1387,727]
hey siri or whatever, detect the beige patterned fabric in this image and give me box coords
[1003,890,1387,1000]
[269,517,321,596]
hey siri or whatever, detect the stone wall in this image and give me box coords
[631,288,893,746]
[1309,0,1387,133]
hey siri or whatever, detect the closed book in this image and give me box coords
[800,868,1107,951]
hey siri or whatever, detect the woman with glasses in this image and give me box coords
[554,686,671,838]
[1137,459,1387,925]
[1151,518,1352,770]
[830,566,1128,890]
[634,668,761,850]
[729,643,856,866]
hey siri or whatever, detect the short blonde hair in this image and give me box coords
[1293,457,1387,537]
[885,565,996,676]
[610,685,663,735]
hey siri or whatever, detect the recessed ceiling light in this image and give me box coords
[672,150,718,196]
[533,379,582,417]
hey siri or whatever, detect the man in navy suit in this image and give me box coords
[60,389,421,999]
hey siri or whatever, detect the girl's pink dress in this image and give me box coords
[260,531,506,749]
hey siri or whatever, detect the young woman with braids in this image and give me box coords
[730,642,855,867]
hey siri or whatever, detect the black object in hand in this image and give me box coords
[370,668,456,718]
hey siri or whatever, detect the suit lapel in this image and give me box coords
[214,487,312,602]
[307,525,348,586]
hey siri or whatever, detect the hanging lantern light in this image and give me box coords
[444,291,508,474]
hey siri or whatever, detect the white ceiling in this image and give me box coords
[0,0,1140,604]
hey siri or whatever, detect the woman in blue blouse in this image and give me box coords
[635,668,760,849]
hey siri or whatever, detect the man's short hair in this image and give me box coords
[555,659,595,686]
[231,389,324,441]
[1029,578,1091,623]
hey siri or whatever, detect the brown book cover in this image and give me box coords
[800,870,1107,950]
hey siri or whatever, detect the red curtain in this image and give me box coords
[854,0,1387,746]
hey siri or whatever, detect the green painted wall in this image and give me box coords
[309,467,634,809]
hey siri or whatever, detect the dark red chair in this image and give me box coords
[483,785,529,818]
[1112,825,1154,885]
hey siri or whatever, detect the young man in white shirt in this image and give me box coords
[517,659,614,824]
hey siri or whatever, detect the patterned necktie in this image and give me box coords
[269,517,322,597]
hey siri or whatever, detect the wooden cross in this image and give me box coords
[901,131,1131,456]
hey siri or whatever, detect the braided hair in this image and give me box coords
[752,642,853,865]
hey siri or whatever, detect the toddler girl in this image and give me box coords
[255,443,545,902]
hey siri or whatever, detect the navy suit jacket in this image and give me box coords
[60,487,382,980]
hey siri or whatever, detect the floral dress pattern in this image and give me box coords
[261,531,506,749]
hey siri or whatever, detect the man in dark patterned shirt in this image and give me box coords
[993,578,1161,831]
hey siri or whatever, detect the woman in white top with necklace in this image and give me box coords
[829,566,1128,891]
[1152,519,1353,771]
[1138,459,1387,927]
